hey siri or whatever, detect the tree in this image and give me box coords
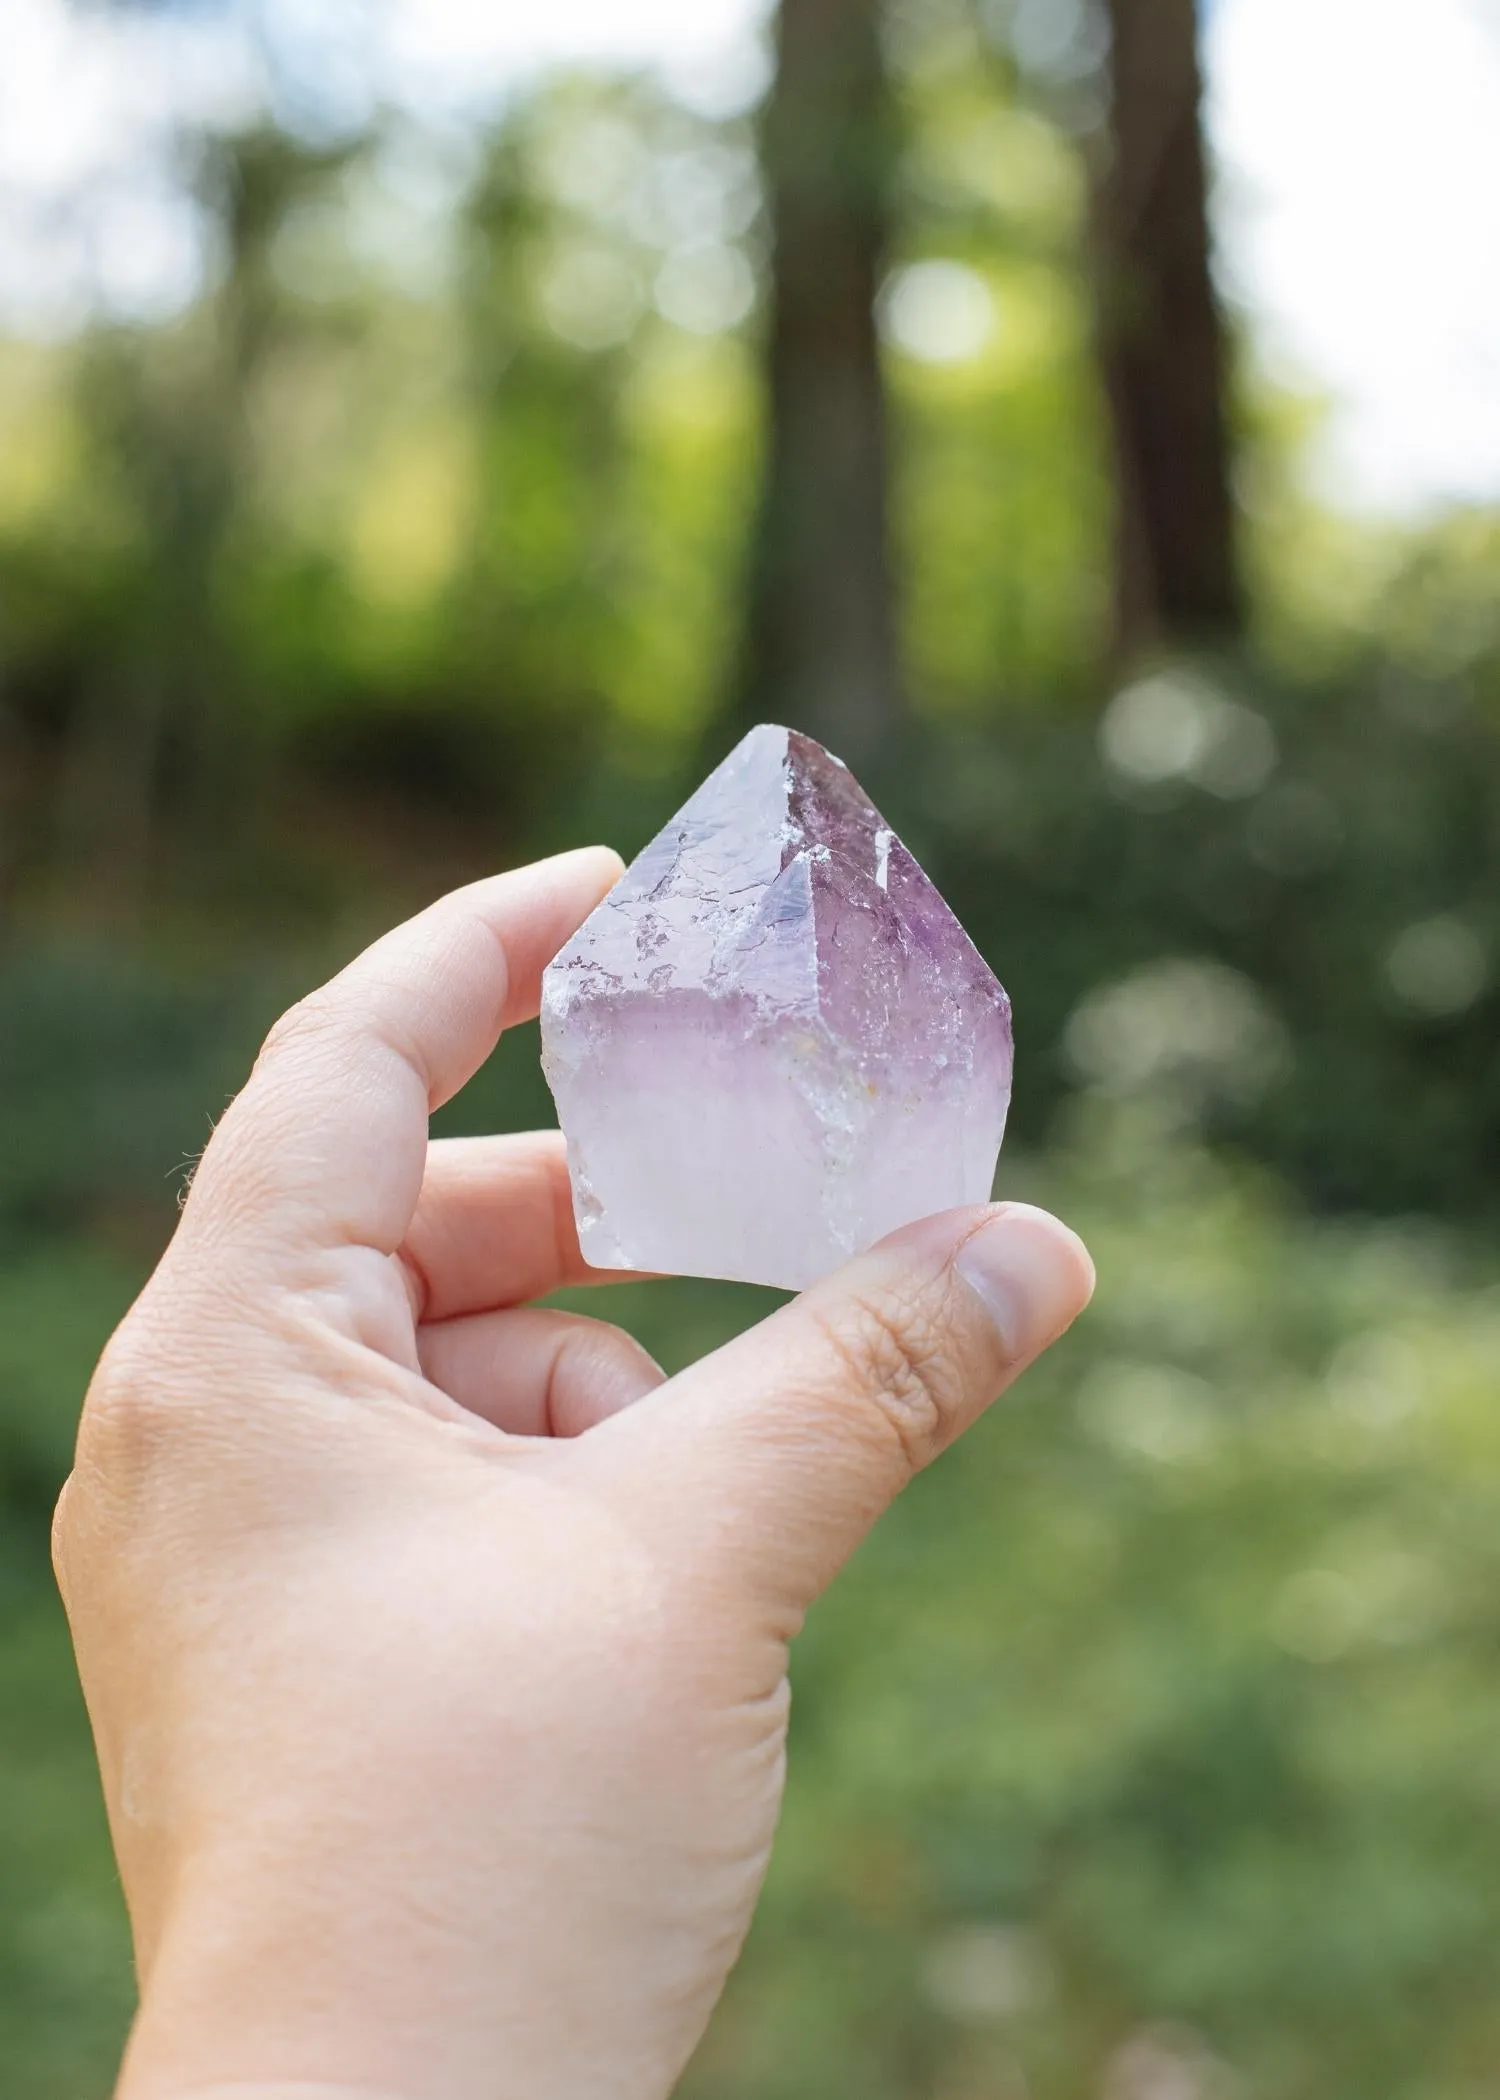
[736,0,903,765]
[1094,0,1241,667]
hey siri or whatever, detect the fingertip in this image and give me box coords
[987,1202,1096,1314]
[545,843,627,895]
[481,847,627,1031]
[562,1322,667,1431]
[950,1202,1095,1362]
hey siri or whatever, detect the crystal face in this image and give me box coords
[540,724,1013,1291]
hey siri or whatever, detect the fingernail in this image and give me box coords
[953,1204,1095,1358]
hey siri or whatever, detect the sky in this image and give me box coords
[1,0,1498,516]
[1206,0,1500,514]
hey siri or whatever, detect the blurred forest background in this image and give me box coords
[2,0,1499,2094]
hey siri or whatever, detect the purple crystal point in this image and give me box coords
[540,724,1013,1290]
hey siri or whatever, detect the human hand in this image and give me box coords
[55,849,1094,2100]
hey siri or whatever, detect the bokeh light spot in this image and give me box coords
[1384,914,1488,1017]
[879,259,997,365]
[653,240,755,334]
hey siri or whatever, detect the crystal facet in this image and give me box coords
[540,724,1013,1291]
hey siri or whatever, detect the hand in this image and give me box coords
[55,849,1094,2100]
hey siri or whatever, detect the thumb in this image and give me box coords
[605,1204,1094,1616]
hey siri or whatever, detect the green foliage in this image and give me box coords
[0,1596,135,2100]
[894,645,1500,1224]
[0,1252,139,2099]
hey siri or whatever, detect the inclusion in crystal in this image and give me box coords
[539,724,1013,1291]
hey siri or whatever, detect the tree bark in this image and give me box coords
[1095,0,1241,668]
[736,0,902,767]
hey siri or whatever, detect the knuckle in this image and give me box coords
[257,988,344,1069]
[257,982,430,1102]
[78,1322,178,1479]
[810,1285,964,1474]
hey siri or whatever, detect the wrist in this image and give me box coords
[115,1879,504,2100]
[115,1868,683,2100]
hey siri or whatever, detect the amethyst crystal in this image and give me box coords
[540,724,1013,1291]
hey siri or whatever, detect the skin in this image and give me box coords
[53,848,1095,2100]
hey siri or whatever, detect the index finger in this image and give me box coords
[182,848,621,1267]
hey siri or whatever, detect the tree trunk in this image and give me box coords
[736,0,902,767]
[1095,0,1240,668]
